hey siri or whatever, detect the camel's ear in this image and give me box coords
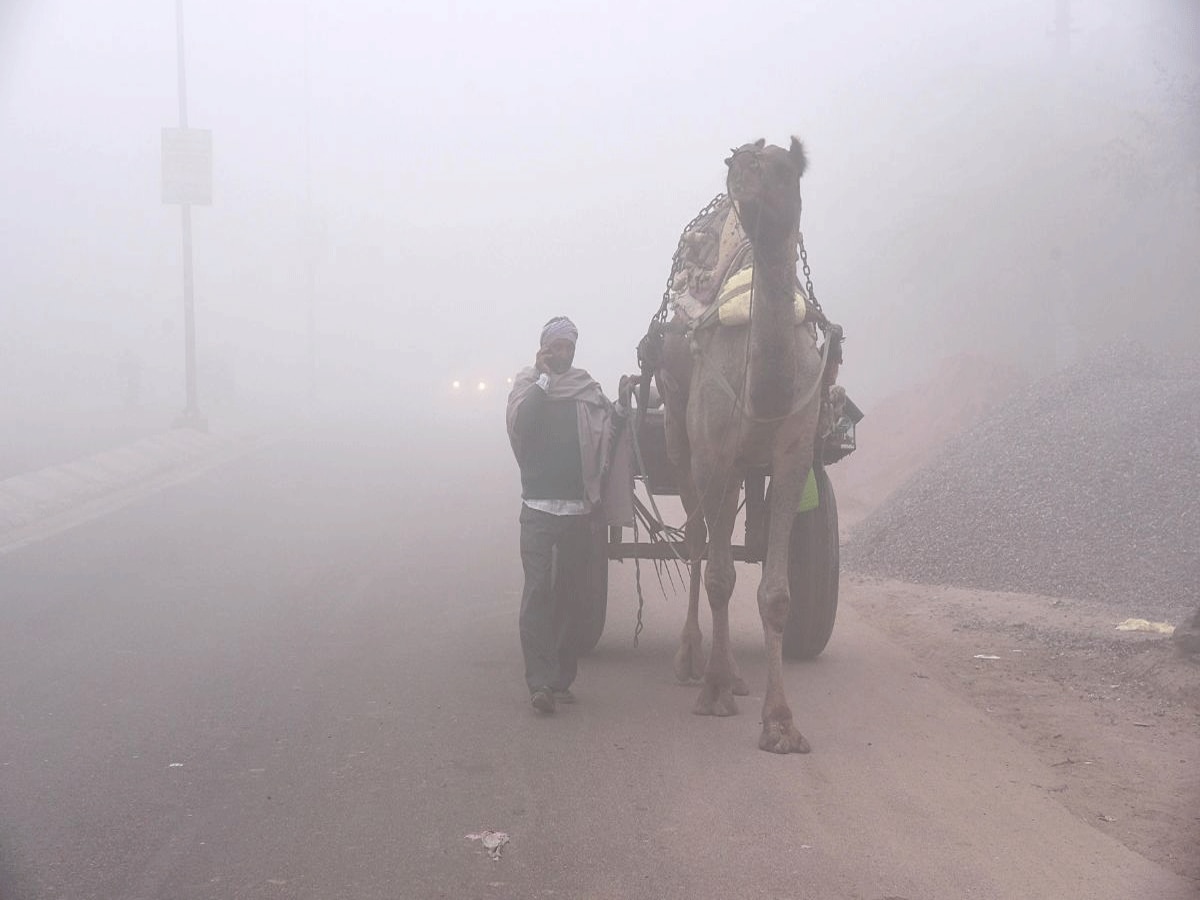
[789,136,808,177]
[753,138,766,150]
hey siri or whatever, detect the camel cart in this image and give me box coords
[574,378,862,661]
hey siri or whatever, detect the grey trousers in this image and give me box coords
[518,505,590,695]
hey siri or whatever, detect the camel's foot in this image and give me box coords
[673,637,706,683]
[758,720,811,754]
[731,675,750,696]
[692,683,738,717]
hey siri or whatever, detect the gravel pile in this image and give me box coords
[844,342,1200,623]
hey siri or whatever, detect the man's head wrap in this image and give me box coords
[540,316,578,349]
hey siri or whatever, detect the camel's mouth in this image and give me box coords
[725,152,765,205]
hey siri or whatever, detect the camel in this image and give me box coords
[653,137,824,753]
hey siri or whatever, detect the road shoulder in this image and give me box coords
[0,430,272,554]
[845,573,1200,887]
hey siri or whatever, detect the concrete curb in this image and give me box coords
[0,430,274,554]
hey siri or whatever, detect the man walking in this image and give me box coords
[506,316,616,714]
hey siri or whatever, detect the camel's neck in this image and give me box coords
[746,235,798,420]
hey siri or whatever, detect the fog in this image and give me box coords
[2,6,1200,893]
[1,0,1197,436]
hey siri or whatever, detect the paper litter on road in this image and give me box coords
[973,654,1002,660]
[1115,618,1175,635]
[465,830,509,860]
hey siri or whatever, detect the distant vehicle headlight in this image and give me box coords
[477,381,487,391]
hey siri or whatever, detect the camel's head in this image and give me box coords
[725,136,807,248]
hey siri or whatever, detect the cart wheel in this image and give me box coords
[783,466,839,660]
[575,519,609,655]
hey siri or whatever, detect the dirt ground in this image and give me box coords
[844,572,1200,886]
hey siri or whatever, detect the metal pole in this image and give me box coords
[175,0,188,130]
[1051,0,1071,60]
[181,205,199,416]
[304,0,316,410]
[1047,0,1077,370]
[175,0,204,428]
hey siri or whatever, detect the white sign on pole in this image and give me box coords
[161,127,213,205]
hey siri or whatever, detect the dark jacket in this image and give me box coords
[510,387,585,502]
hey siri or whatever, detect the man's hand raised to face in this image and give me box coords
[537,339,576,376]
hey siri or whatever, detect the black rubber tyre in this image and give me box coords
[783,466,839,660]
[574,519,609,654]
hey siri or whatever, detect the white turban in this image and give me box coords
[540,316,578,348]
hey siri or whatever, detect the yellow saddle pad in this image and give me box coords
[716,265,807,326]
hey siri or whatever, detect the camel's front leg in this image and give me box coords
[693,473,741,717]
[757,459,811,754]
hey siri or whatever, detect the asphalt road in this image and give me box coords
[0,417,1193,900]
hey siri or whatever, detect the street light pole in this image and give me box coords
[174,0,205,430]
[1047,0,1078,370]
[304,0,316,411]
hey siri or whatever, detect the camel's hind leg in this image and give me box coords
[728,649,751,696]
[673,475,707,683]
[674,559,706,683]
[693,472,741,718]
[661,368,707,685]
[674,480,749,694]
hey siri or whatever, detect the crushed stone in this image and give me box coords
[844,342,1200,624]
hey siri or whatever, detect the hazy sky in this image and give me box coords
[1,0,1196,418]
